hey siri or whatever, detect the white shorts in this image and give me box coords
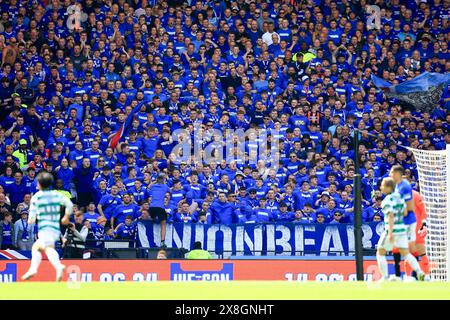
[377,231,409,251]
[406,223,416,242]
[35,230,60,248]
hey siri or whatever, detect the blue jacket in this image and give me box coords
[6,181,30,204]
[210,200,237,224]
[74,166,97,192]
[57,167,74,191]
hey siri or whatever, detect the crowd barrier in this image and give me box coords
[0,259,392,282]
[0,221,384,262]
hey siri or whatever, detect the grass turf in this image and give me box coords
[0,281,449,300]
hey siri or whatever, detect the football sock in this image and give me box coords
[376,253,388,279]
[29,249,42,273]
[46,247,63,270]
[405,253,422,273]
[393,252,401,277]
[419,254,430,274]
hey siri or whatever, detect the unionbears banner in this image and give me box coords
[137,222,384,257]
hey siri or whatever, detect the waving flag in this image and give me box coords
[371,72,450,112]
[109,103,142,149]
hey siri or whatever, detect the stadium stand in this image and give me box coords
[0,0,449,251]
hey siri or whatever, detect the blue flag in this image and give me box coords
[371,72,450,112]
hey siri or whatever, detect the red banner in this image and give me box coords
[0,260,385,282]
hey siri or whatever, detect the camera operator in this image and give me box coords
[62,212,88,258]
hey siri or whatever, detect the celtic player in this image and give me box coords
[376,177,425,281]
[21,172,74,281]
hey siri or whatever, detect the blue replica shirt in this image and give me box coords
[254,185,268,199]
[69,149,85,167]
[127,140,142,159]
[161,202,172,219]
[123,177,137,189]
[1,222,12,245]
[184,183,206,202]
[141,136,158,158]
[0,176,14,189]
[265,200,279,213]
[173,212,196,223]
[148,183,170,208]
[273,211,295,222]
[298,192,315,208]
[99,194,122,220]
[83,149,102,167]
[363,206,384,222]
[90,224,106,246]
[170,189,186,207]
[115,224,136,239]
[289,115,309,131]
[23,176,35,189]
[238,212,258,224]
[6,182,30,204]
[84,212,100,224]
[284,160,303,174]
[281,193,296,211]
[129,186,146,204]
[113,203,140,224]
[395,179,416,225]
[254,208,275,223]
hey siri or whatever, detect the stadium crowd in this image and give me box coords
[0,0,449,249]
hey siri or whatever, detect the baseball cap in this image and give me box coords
[19,139,27,145]
[57,119,65,124]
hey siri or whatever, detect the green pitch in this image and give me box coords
[0,281,449,300]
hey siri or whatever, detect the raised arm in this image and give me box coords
[28,197,37,225]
